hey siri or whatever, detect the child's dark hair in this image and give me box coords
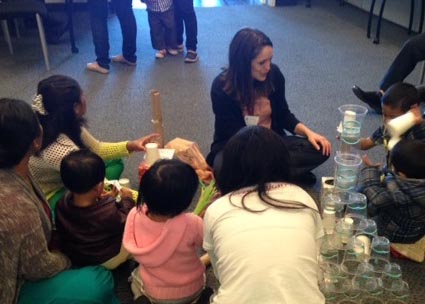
[60,149,106,194]
[0,98,41,168]
[381,82,419,112]
[137,159,198,217]
[37,75,86,150]
[391,139,425,179]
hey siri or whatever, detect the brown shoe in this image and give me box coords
[111,54,136,66]
[86,62,109,74]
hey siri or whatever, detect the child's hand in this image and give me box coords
[127,133,161,152]
[362,154,382,168]
[101,185,119,198]
[409,105,423,125]
[120,187,133,199]
[138,162,150,180]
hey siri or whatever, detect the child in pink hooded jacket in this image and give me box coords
[123,159,207,304]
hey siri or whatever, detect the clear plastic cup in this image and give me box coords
[370,236,390,273]
[344,192,367,229]
[334,153,362,191]
[341,237,366,276]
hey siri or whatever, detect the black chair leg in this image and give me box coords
[65,0,78,53]
[367,0,377,39]
[420,0,425,33]
[373,0,387,44]
[408,0,415,35]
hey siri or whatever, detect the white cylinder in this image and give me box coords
[145,143,161,166]
[386,111,416,138]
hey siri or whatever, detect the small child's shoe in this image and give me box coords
[86,62,109,74]
[177,44,184,52]
[167,48,178,56]
[111,54,136,66]
[155,49,167,59]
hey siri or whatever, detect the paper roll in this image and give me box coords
[386,111,416,138]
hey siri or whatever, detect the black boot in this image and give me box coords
[352,85,382,114]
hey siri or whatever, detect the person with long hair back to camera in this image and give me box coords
[206,28,331,185]
[203,126,325,303]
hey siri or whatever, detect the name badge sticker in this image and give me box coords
[244,115,259,126]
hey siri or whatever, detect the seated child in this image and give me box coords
[358,82,424,154]
[123,159,210,304]
[56,149,134,267]
[359,139,425,244]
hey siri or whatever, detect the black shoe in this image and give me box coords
[352,85,382,114]
[195,287,214,304]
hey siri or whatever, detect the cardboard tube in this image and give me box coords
[150,90,165,147]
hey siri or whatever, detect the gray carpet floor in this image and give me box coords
[1,0,425,303]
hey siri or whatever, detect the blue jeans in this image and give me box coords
[174,0,197,52]
[88,0,137,69]
[380,32,425,91]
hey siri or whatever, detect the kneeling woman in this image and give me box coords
[203,126,325,303]
[207,28,331,184]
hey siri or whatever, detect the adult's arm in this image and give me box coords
[207,76,246,164]
[81,128,130,160]
[19,204,71,281]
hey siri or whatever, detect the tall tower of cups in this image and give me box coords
[321,104,368,235]
[334,104,368,191]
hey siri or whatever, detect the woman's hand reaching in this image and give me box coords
[127,133,160,152]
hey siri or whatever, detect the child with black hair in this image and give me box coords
[358,82,425,153]
[56,149,134,268]
[123,159,211,304]
[359,139,425,244]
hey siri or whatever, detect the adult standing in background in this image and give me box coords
[207,28,331,185]
[174,0,199,63]
[86,0,137,74]
[352,33,425,113]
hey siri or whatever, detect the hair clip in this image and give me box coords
[32,94,48,115]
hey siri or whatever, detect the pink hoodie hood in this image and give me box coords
[123,205,190,267]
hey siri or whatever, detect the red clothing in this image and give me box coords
[56,194,134,266]
[123,206,205,300]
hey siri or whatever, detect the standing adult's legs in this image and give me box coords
[87,0,110,69]
[174,0,197,52]
[112,0,137,63]
[380,33,425,91]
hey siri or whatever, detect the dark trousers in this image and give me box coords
[147,9,177,51]
[87,0,137,69]
[213,135,329,182]
[174,0,197,51]
[380,33,425,91]
[283,136,329,179]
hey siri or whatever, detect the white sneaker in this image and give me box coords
[167,48,178,56]
[155,49,167,59]
[86,62,109,74]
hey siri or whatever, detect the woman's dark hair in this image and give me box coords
[381,82,419,112]
[217,126,307,211]
[0,98,41,168]
[60,149,106,194]
[37,75,86,150]
[137,159,199,217]
[222,28,274,113]
[391,139,425,179]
